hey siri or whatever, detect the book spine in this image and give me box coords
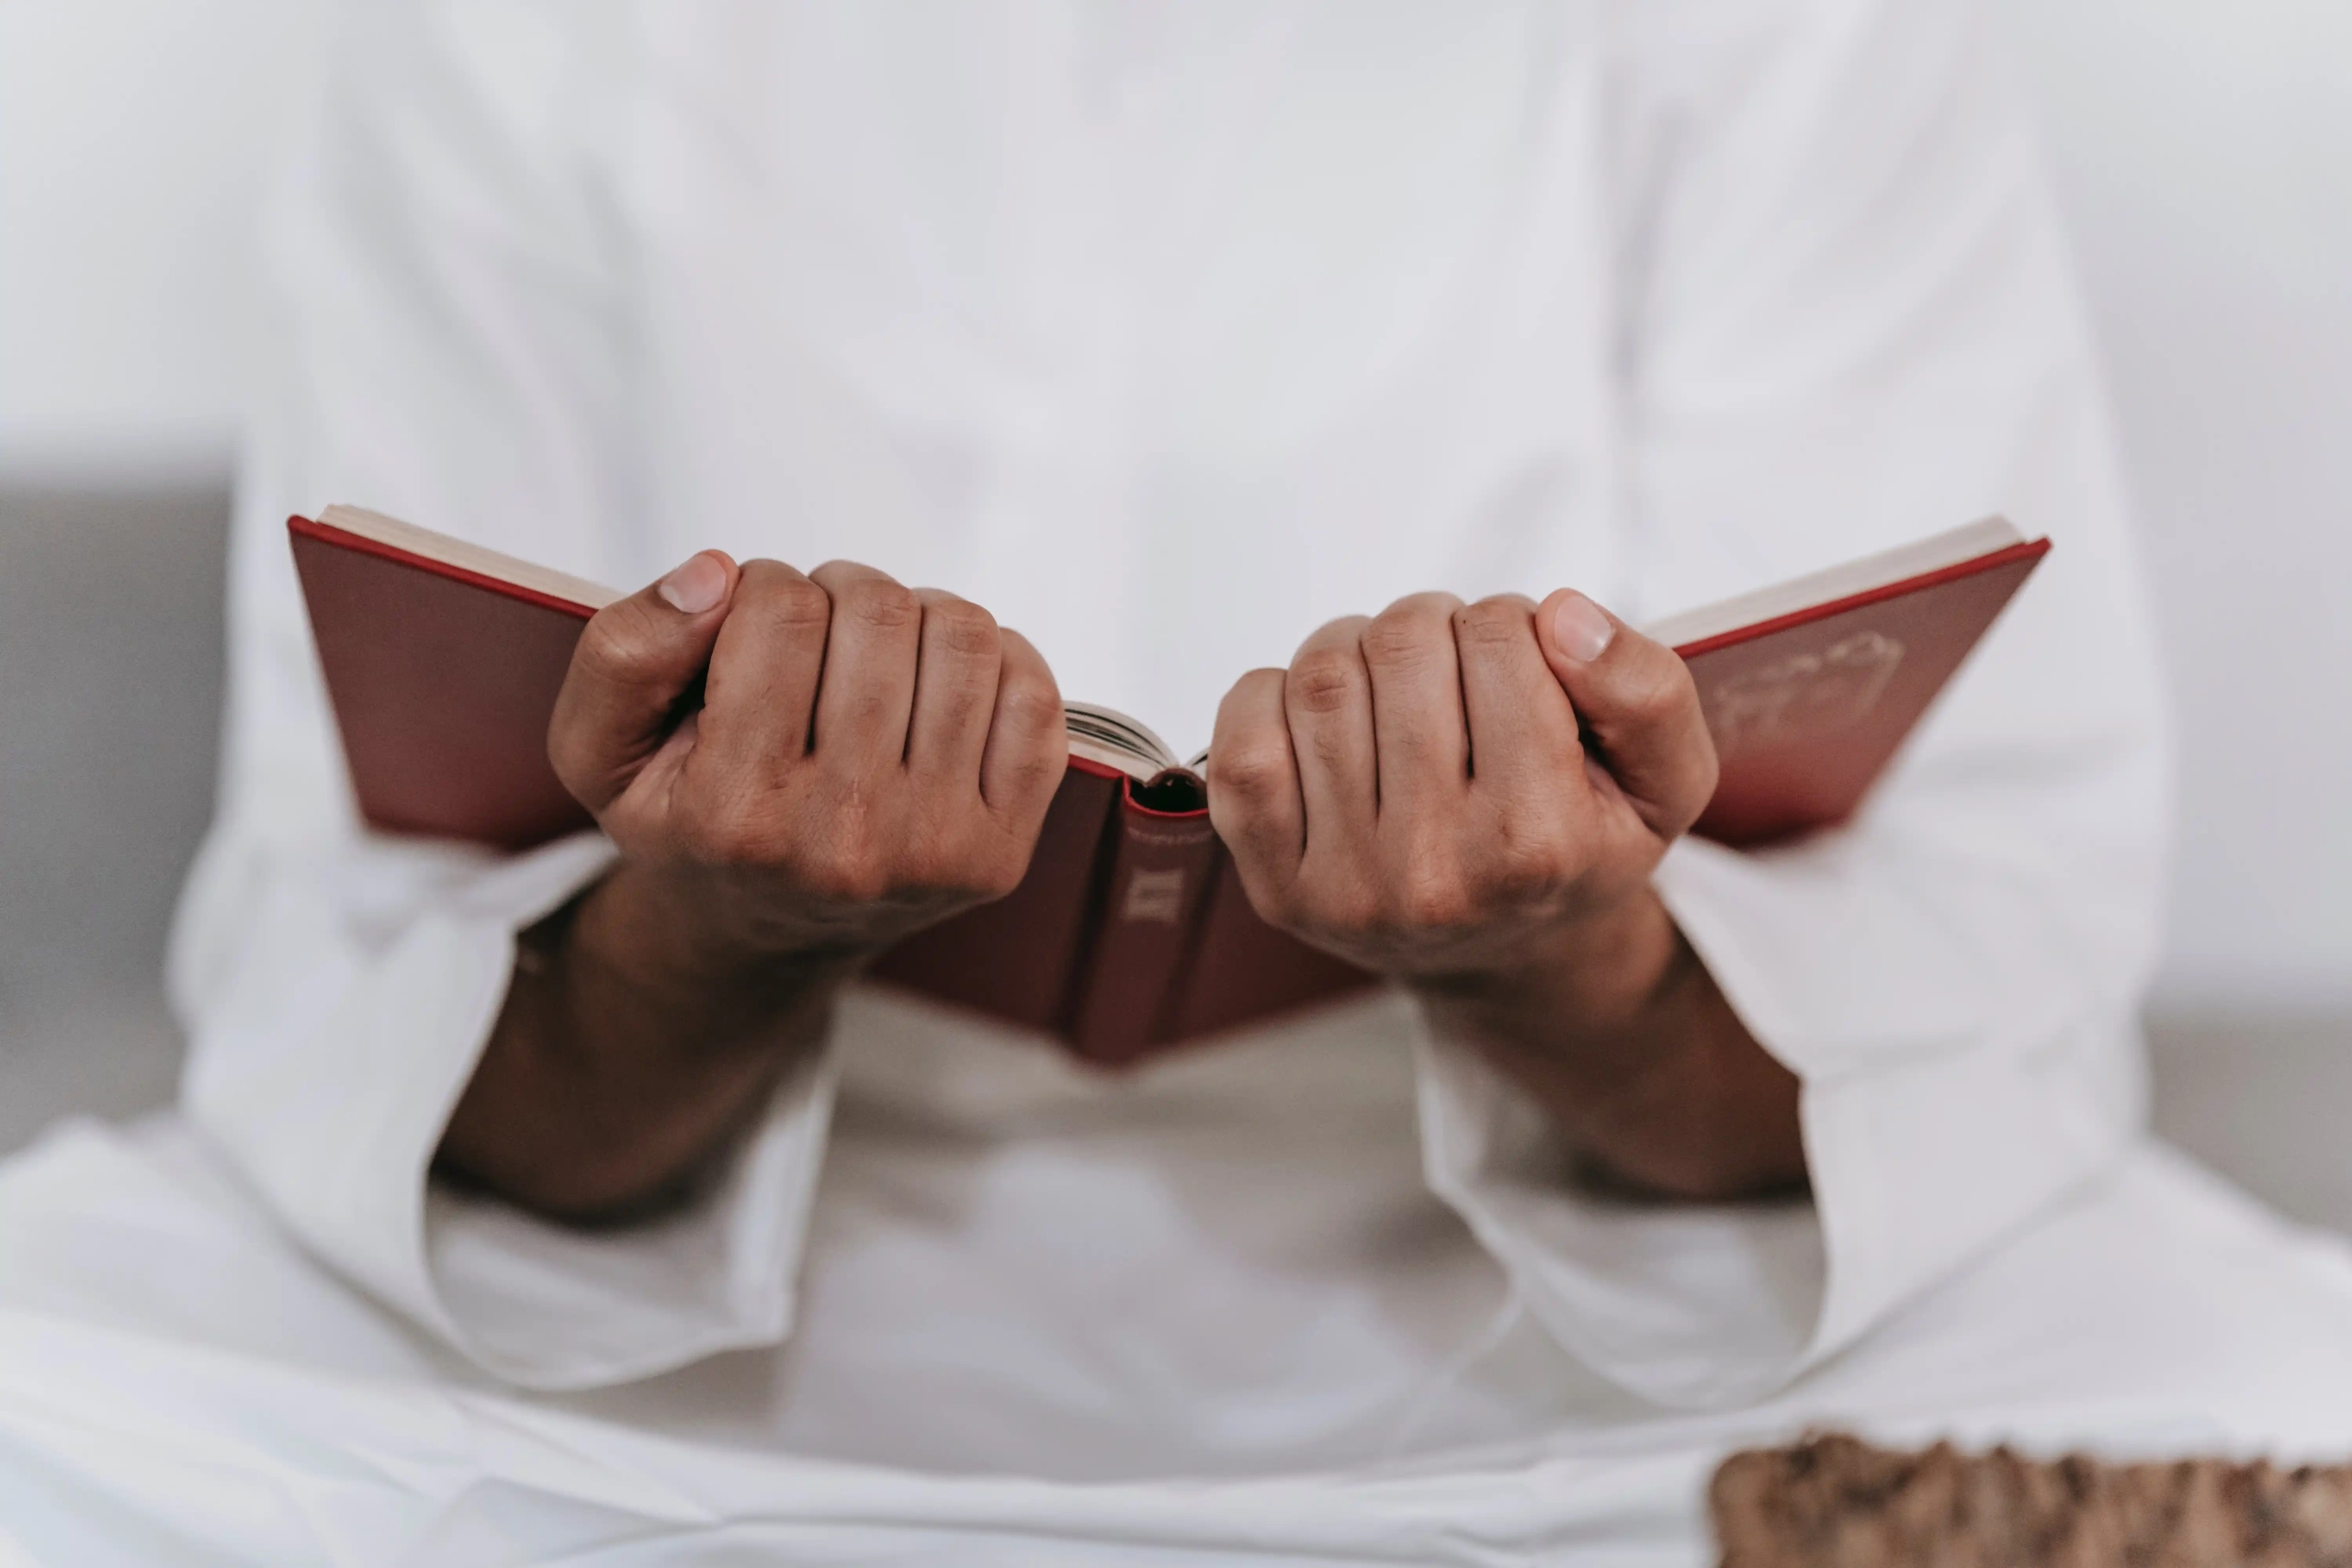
[1063,789,1220,1066]
[1163,853,1378,1043]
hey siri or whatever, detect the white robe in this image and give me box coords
[6,0,2350,1560]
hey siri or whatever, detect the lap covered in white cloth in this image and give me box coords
[3,1109,2348,1566]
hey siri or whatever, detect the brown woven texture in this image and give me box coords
[1712,1433,2352,1568]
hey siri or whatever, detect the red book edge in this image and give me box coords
[1667,537,2052,660]
[288,513,600,624]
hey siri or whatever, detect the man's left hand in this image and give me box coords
[1207,589,1714,1001]
[1207,589,1804,1201]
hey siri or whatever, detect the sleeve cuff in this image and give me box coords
[184,830,841,1390]
[1410,833,2141,1409]
[1654,833,2142,1364]
[1409,1013,1826,1408]
[424,1045,837,1388]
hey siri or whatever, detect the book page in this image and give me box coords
[1064,702,1181,781]
[319,505,623,611]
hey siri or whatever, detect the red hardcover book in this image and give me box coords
[289,507,2046,1058]
[1646,518,2052,845]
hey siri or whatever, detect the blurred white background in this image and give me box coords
[1,4,2346,1206]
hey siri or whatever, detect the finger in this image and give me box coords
[1359,592,1467,813]
[1206,668,1305,887]
[807,560,923,772]
[906,589,1002,787]
[1452,593,1582,796]
[1535,589,1720,839]
[978,627,1067,827]
[695,558,832,775]
[549,550,738,812]
[1283,615,1378,857]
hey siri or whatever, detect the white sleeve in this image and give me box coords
[167,0,836,1390]
[1415,0,2167,1406]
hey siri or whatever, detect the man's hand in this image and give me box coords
[437,552,1067,1221]
[1208,589,1714,983]
[1208,591,1804,1200]
[549,553,1067,964]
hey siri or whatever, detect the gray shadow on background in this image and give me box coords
[0,483,228,1147]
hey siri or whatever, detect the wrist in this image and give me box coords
[1411,894,1804,1199]
[464,867,848,1224]
[1412,886,1682,1032]
[590,861,864,974]
[562,863,865,1029]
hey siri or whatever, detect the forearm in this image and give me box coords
[1415,891,1806,1201]
[436,862,850,1222]
[429,551,1064,1222]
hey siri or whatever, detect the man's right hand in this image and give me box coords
[437,553,1066,1222]
[549,552,1067,965]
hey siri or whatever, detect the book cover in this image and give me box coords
[288,514,601,851]
[1670,535,2051,845]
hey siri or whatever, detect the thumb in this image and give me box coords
[548,550,739,813]
[1535,588,1719,840]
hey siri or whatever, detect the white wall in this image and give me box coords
[0,0,326,479]
[2002,0,2352,1010]
[1,0,2346,1011]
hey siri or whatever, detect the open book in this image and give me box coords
[288,506,2048,1060]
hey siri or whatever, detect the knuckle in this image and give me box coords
[995,749,1067,808]
[794,832,892,905]
[1286,649,1363,716]
[1484,828,1577,906]
[677,791,774,869]
[574,605,663,683]
[1453,597,1532,650]
[736,562,832,637]
[924,595,1000,657]
[1625,657,1697,721]
[992,675,1065,737]
[1360,607,1447,671]
[1385,590,1464,622]
[1389,860,1474,931]
[1215,667,1284,730]
[1399,889,1470,934]
[1211,738,1293,804]
[769,576,833,634]
[840,576,921,632]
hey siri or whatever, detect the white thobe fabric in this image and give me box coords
[7,1114,2352,1562]
[129,0,2196,1504]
